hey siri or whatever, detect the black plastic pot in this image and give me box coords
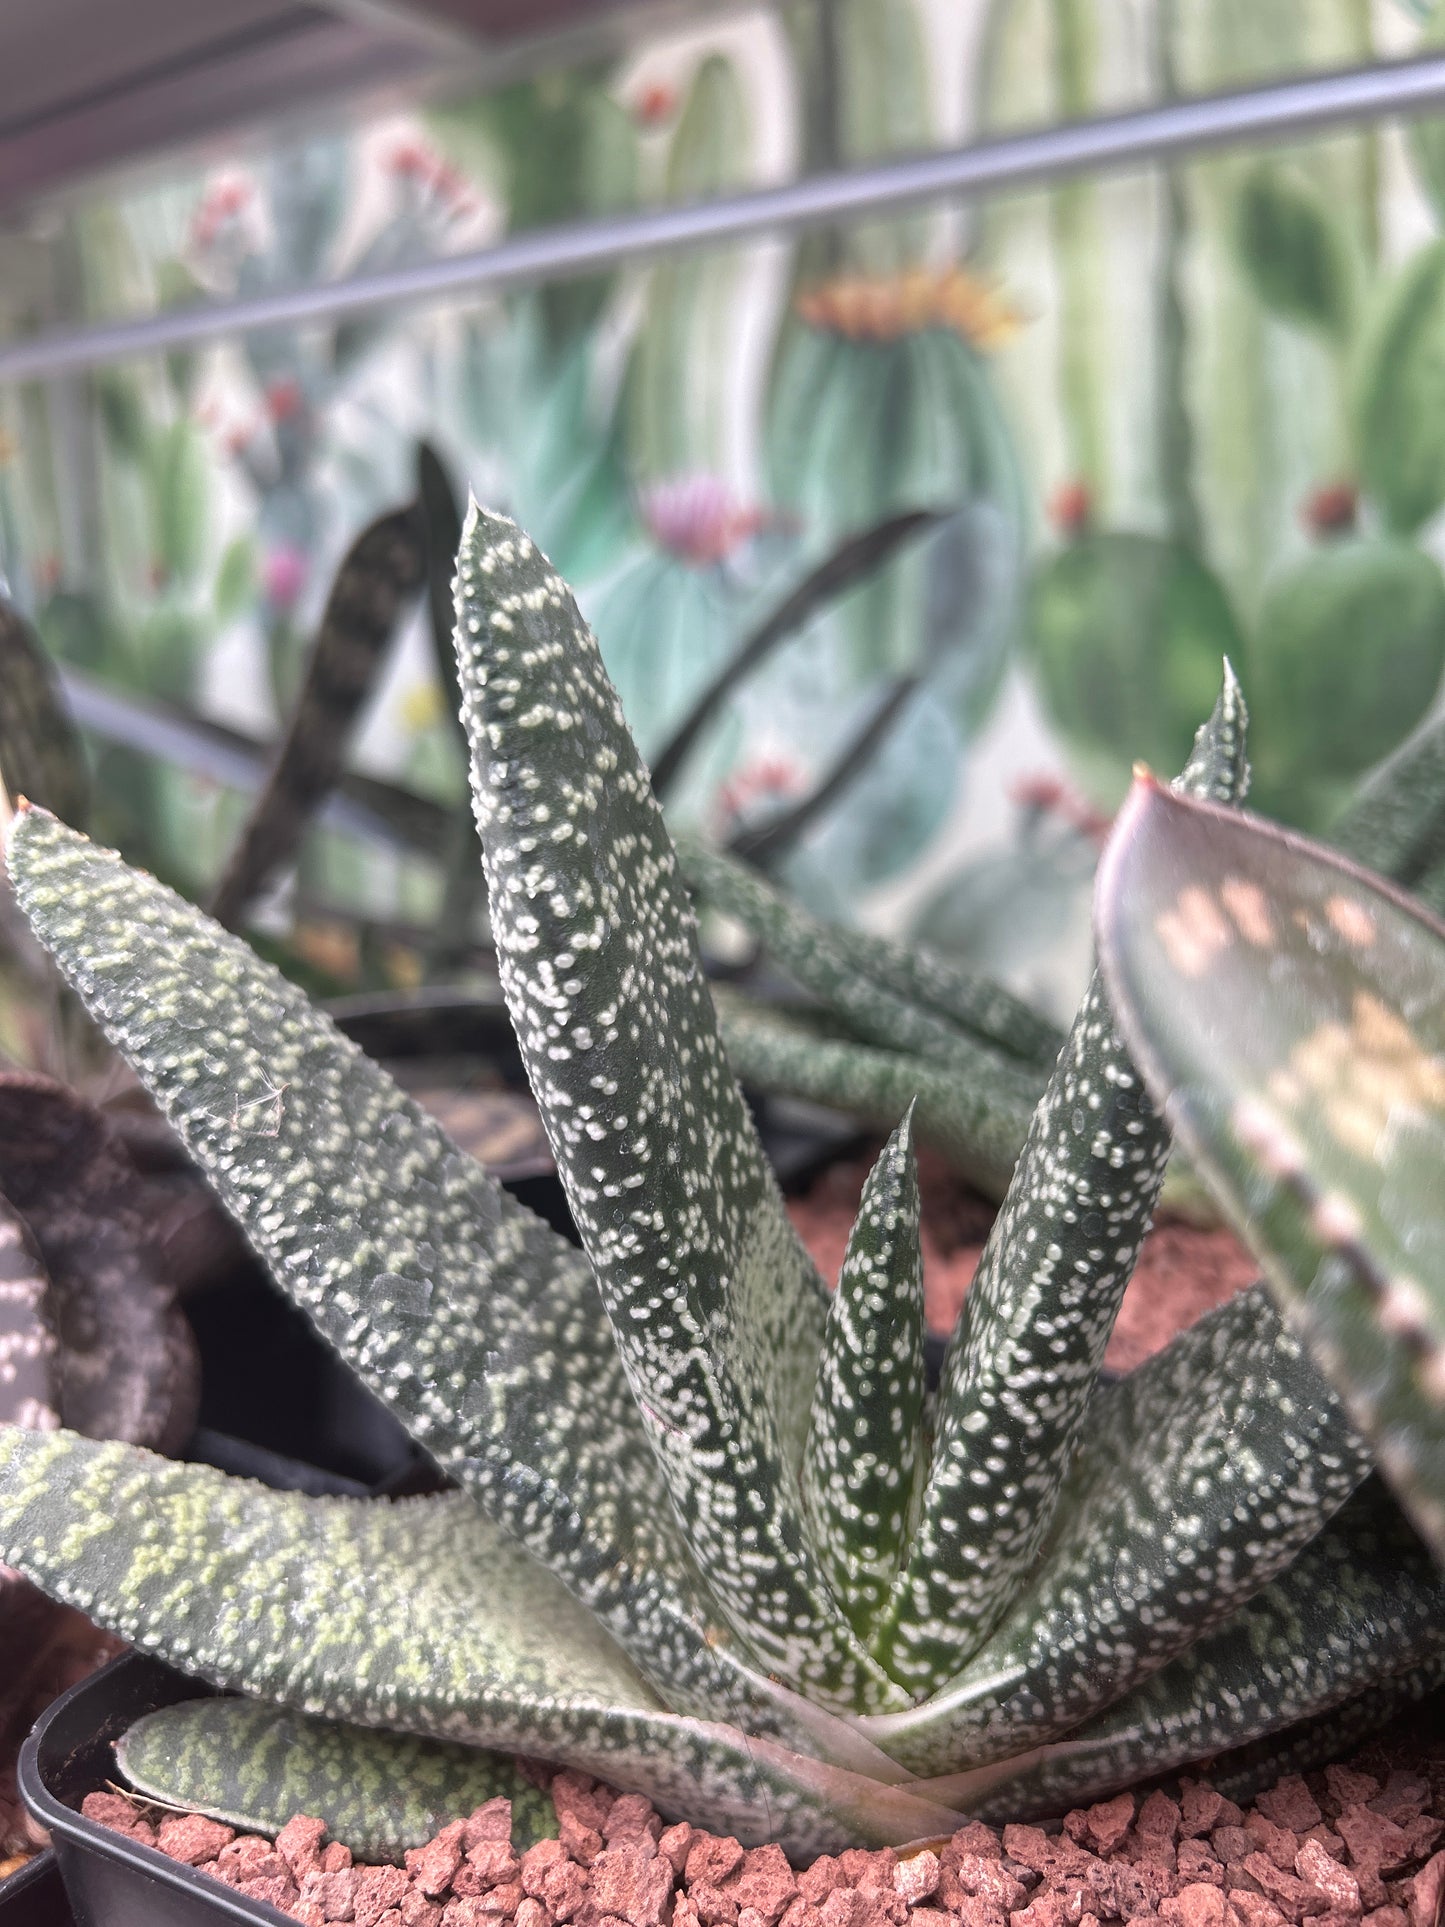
[20,1655,288,1927]
[0,1851,72,1926]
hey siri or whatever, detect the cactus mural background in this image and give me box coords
[5,0,1445,993]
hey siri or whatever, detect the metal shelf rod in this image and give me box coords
[5,49,1445,383]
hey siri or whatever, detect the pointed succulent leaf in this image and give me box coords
[0,1430,964,1855]
[1330,707,1445,891]
[119,1700,556,1863]
[3,808,794,1741]
[713,988,1040,1203]
[1096,776,1445,1557]
[864,1286,1370,1776]
[677,834,1063,1070]
[208,505,427,930]
[455,505,901,1714]
[871,669,1251,1692]
[801,1111,926,1639]
[930,1483,1445,1819]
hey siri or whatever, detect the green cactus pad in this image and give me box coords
[454,503,900,1716]
[1025,532,1244,805]
[1232,160,1355,341]
[1358,239,1445,535]
[1097,776,1445,1555]
[801,1111,926,1638]
[119,1699,557,1863]
[1247,539,1445,810]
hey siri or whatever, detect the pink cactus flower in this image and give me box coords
[261,543,308,613]
[715,755,807,837]
[640,475,776,568]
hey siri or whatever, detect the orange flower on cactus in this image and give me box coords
[1048,480,1092,538]
[794,266,1023,349]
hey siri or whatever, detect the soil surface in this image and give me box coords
[786,1146,1260,1375]
[84,1720,1445,1927]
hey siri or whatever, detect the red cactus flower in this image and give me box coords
[1302,481,1358,537]
[634,80,679,128]
[1008,771,1112,842]
[263,378,305,426]
[1048,481,1092,539]
[715,756,807,836]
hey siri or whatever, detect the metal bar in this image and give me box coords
[5,50,1445,384]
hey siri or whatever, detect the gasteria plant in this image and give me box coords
[0,512,1440,1864]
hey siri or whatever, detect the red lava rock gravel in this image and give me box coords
[786,1146,1259,1373]
[80,1738,1445,1927]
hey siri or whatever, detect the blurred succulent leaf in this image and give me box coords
[1097,775,1445,1557]
[677,834,1063,1068]
[650,508,944,798]
[1358,239,1445,535]
[119,1699,556,1863]
[208,505,426,929]
[1232,160,1355,341]
[0,599,90,827]
[0,1073,198,1453]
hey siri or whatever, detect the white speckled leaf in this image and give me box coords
[2,806,796,1742]
[801,1111,926,1640]
[862,1285,1370,1775]
[929,1482,1445,1819]
[1097,777,1445,1557]
[119,1700,557,1864]
[0,1427,963,1855]
[871,668,1251,1691]
[454,505,901,1715]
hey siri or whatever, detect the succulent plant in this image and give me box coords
[0,514,1436,1865]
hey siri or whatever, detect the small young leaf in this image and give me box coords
[119,1700,556,1863]
[871,669,1250,1692]
[1096,777,1445,1556]
[801,1110,926,1638]
[455,505,900,1714]
[713,989,1041,1202]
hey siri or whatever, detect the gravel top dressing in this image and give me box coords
[79,1720,1445,1927]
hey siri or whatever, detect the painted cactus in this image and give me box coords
[0,516,1436,1865]
[1097,775,1445,1561]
